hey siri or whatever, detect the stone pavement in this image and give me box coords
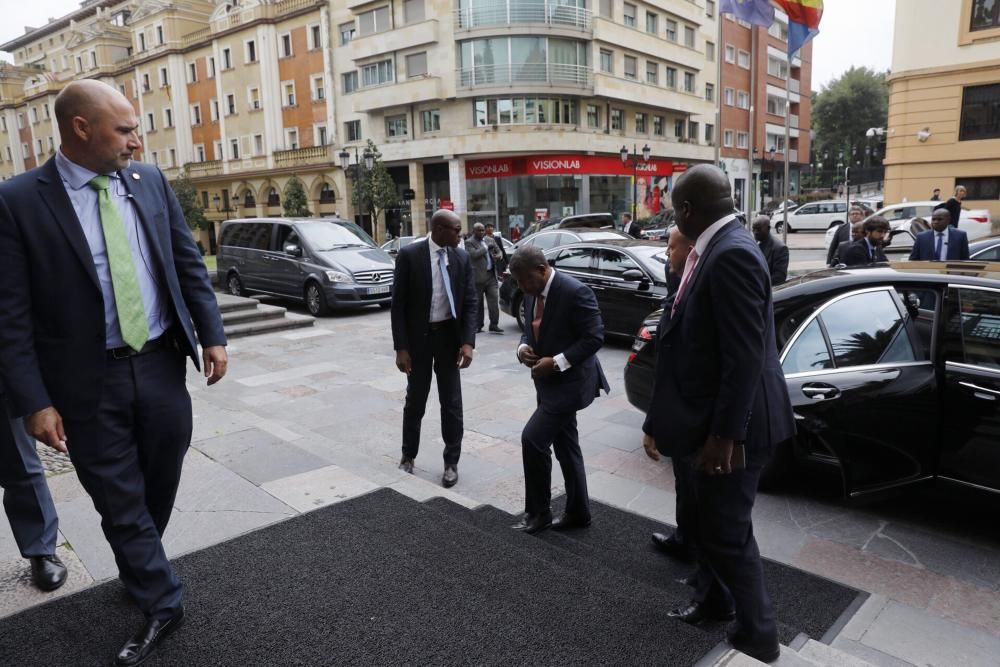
[1,305,998,666]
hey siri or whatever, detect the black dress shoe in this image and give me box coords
[511,511,553,534]
[729,637,781,663]
[30,555,67,592]
[489,325,504,333]
[667,601,736,625]
[114,609,185,667]
[399,456,414,474]
[651,531,693,562]
[442,465,458,488]
[551,512,591,531]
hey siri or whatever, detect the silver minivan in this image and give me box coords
[217,218,394,315]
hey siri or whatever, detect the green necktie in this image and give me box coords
[88,175,149,352]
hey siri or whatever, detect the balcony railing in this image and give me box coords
[454,0,592,31]
[457,63,591,88]
[273,145,332,168]
[187,160,223,178]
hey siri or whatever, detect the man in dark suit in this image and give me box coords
[391,210,478,488]
[0,80,227,667]
[485,223,508,272]
[465,222,504,334]
[751,216,789,286]
[832,221,866,266]
[623,213,643,238]
[1,393,67,592]
[909,209,970,260]
[641,165,795,664]
[825,205,866,266]
[843,216,890,266]
[509,246,609,534]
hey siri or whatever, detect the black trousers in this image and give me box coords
[476,276,499,329]
[671,456,691,546]
[63,346,191,621]
[521,404,590,517]
[402,324,463,466]
[0,405,59,558]
[677,457,777,647]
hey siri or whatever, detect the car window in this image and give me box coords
[219,223,242,247]
[247,224,272,251]
[943,287,1000,370]
[915,206,935,218]
[797,204,817,215]
[529,233,563,251]
[895,288,937,361]
[818,290,915,367]
[297,222,372,250]
[884,206,908,221]
[972,245,1000,261]
[551,247,594,272]
[782,319,833,374]
[596,249,640,277]
[835,203,847,213]
[274,224,295,250]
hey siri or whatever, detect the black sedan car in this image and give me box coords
[515,227,631,252]
[500,239,670,336]
[624,263,1000,497]
[970,233,1000,261]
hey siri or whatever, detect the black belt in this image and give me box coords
[429,319,455,331]
[106,336,171,361]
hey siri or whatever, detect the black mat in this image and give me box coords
[0,489,719,666]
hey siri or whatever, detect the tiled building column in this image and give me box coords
[409,161,427,236]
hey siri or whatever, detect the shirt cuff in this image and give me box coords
[517,343,529,362]
[554,353,571,371]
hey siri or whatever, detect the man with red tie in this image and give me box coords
[508,247,609,534]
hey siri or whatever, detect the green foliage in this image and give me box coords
[283,175,312,217]
[170,166,209,232]
[812,67,889,166]
[352,139,400,226]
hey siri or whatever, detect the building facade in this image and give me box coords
[1,0,720,245]
[718,8,812,215]
[886,0,1000,220]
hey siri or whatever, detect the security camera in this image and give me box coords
[916,128,931,142]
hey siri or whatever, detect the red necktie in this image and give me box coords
[671,248,699,317]
[532,294,545,341]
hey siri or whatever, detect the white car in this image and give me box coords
[823,201,993,254]
[773,200,849,233]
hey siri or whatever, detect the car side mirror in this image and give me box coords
[284,243,303,257]
[622,269,645,282]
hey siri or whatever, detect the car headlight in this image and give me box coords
[325,270,351,283]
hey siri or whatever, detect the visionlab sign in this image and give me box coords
[465,154,686,180]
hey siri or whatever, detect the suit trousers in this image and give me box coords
[0,406,59,558]
[62,346,192,620]
[402,325,463,465]
[521,404,590,517]
[677,456,777,647]
[671,456,692,546]
[476,275,499,329]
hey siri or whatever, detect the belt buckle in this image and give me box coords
[110,346,132,360]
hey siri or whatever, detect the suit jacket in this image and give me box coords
[464,235,501,284]
[826,222,852,266]
[520,271,610,414]
[834,240,853,266]
[642,221,795,465]
[757,235,789,286]
[909,228,970,261]
[842,238,887,266]
[390,239,477,355]
[625,221,643,238]
[0,158,226,420]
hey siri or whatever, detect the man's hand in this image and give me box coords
[530,356,556,380]
[642,433,660,461]
[518,345,539,367]
[203,345,228,386]
[396,350,412,375]
[694,435,734,475]
[457,344,474,369]
[26,407,67,454]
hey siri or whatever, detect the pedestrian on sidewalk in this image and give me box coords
[843,216,890,266]
[465,222,504,334]
[391,210,477,488]
[930,188,941,201]
[640,165,795,664]
[826,205,866,266]
[909,209,970,261]
[485,223,508,273]
[0,80,228,667]
[751,216,789,286]
[509,246,609,535]
[936,186,965,229]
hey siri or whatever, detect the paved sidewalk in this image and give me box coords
[2,306,998,666]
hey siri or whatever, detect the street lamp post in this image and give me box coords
[620,143,651,222]
[212,192,240,220]
[339,146,375,236]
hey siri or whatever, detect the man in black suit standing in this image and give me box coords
[465,222,504,334]
[509,247,609,534]
[623,213,643,238]
[391,210,478,488]
[909,209,970,260]
[751,216,789,286]
[641,165,795,663]
[843,216,890,266]
[825,205,866,266]
[0,80,227,666]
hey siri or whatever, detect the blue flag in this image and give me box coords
[719,0,776,27]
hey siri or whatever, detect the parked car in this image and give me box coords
[824,201,994,255]
[970,233,1000,261]
[624,263,1000,497]
[381,234,514,259]
[772,200,848,233]
[641,210,674,241]
[514,227,632,252]
[499,239,670,335]
[218,218,395,316]
[523,212,616,237]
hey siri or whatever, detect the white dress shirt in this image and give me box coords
[426,234,452,322]
[517,269,570,371]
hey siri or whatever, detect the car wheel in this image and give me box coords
[305,281,330,316]
[513,294,526,331]
[773,221,784,234]
[227,273,244,297]
[758,437,794,491]
[827,220,844,230]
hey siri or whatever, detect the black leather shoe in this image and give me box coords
[30,555,67,592]
[651,531,693,562]
[114,609,185,666]
[668,601,736,625]
[511,511,553,534]
[489,325,504,334]
[551,512,591,531]
[399,456,414,474]
[442,465,458,488]
[729,636,781,663]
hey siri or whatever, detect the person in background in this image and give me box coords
[485,222,508,273]
[826,206,867,266]
[930,188,941,201]
[909,209,970,261]
[937,185,965,229]
[751,216,789,286]
[623,213,643,238]
[843,216,890,266]
[833,221,866,266]
[466,223,504,335]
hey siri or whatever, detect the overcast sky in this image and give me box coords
[2,0,896,89]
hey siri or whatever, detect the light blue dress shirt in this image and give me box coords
[55,151,170,349]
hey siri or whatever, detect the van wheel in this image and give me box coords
[227,273,244,297]
[305,282,330,316]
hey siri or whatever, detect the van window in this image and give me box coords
[796,204,817,215]
[246,224,272,250]
[274,224,295,250]
[297,221,373,250]
[835,203,847,213]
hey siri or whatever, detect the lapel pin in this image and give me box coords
[132,172,140,180]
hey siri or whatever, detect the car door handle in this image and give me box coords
[801,383,840,400]
[959,381,999,400]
